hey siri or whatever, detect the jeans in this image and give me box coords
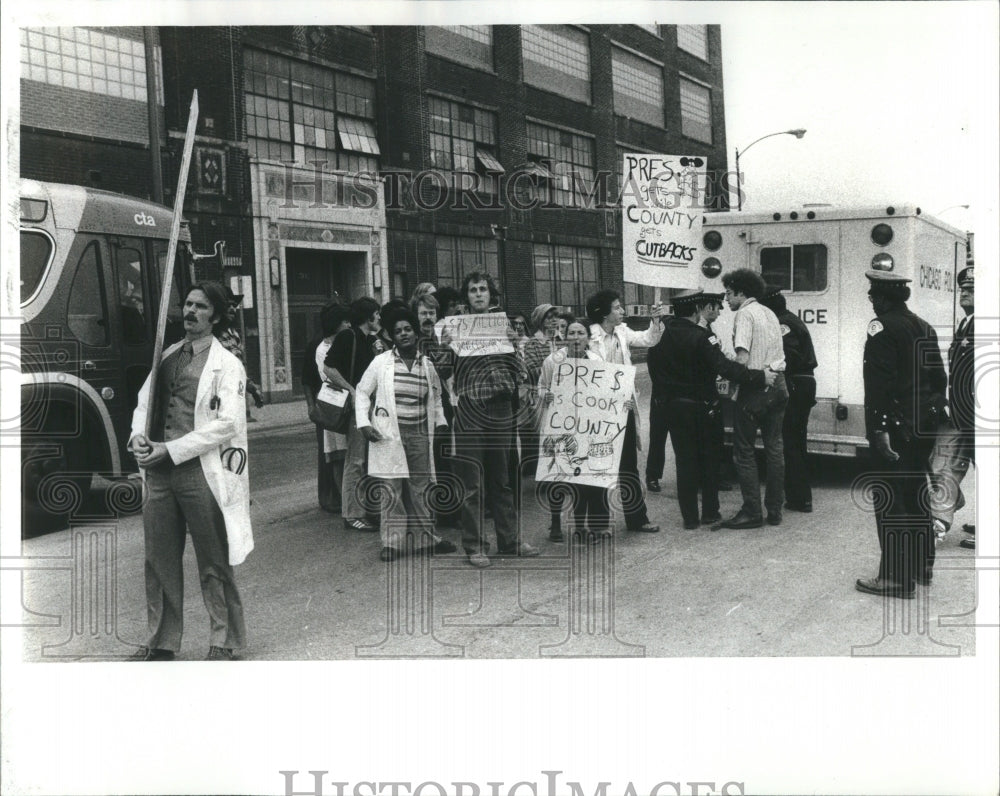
[733,376,788,517]
[454,397,520,554]
[341,414,369,521]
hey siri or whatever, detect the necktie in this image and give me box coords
[173,342,193,385]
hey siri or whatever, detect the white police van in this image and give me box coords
[697,204,967,456]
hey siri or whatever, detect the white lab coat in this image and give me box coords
[131,336,253,566]
[354,349,446,479]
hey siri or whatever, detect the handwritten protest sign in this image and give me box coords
[435,313,514,357]
[621,153,706,289]
[536,355,636,488]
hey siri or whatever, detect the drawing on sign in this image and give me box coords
[536,358,636,487]
[434,314,514,357]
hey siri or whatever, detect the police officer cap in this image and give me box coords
[671,289,704,310]
[865,271,911,285]
[762,283,783,300]
[957,266,974,288]
[701,292,725,304]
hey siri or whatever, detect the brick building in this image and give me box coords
[20,23,728,399]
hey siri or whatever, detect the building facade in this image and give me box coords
[20,23,728,398]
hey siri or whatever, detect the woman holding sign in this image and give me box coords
[354,310,457,562]
[538,318,610,543]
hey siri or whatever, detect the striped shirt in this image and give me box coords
[392,349,429,425]
[732,298,785,370]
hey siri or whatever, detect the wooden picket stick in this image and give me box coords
[144,90,199,438]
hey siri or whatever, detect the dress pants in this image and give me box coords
[380,423,439,550]
[571,484,610,534]
[454,397,519,554]
[783,375,816,507]
[733,377,788,517]
[143,459,246,652]
[619,410,651,530]
[667,398,720,525]
[645,394,670,482]
[873,433,937,588]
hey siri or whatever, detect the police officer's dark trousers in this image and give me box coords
[874,432,936,588]
[645,394,670,483]
[783,374,816,507]
[667,398,719,525]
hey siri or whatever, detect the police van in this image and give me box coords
[19,179,191,533]
[696,204,967,456]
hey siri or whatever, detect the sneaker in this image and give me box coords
[345,518,377,532]
[467,552,491,568]
[932,519,948,545]
[206,646,236,661]
[128,646,174,662]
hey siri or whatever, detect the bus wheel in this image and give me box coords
[21,440,92,537]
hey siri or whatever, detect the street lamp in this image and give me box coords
[935,204,969,217]
[735,128,807,211]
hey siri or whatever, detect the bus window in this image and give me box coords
[153,240,186,345]
[20,230,53,305]
[760,244,828,292]
[114,242,147,345]
[67,241,109,346]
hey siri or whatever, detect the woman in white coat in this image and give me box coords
[354,309,456,562]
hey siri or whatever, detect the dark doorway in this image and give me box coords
[286,248,357,392]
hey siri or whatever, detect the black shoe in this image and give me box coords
[683,519,701,530]
[767,512,782,526]
[785,501,813,513]
[432,539,457,554]
[646,479,661,493]
[962,524,975,536]
[720,511,763,529]
[628,523,660,533]
[128,646,174,662]
[855,577,915,599]
[206,646,236,661]
[701,512,722,524]
[916,571,933,587]
[548,527,565,542]
[960,538,976,550]
[380,546,399,562]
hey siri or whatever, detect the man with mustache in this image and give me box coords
[128,281,253,661]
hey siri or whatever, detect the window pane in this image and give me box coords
[116,245,147,345]
[792,244,828,292]
[20,231,53,304]
[68,241,108,346]
[679,79,712,143]
[677,25,709,60]
[760,247,792,291]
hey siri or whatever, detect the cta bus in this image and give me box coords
[19,179,191,534]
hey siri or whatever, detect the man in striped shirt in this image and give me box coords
[720,268,788,529]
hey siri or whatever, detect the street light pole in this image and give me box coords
[735,128,807,211]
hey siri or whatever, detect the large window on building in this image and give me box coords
[532,245,599,314]
[426,26,494,70]
[526,121,596,208]
[21,27,161,103]
[612,47,664,128]
[677,25,709,60]
[435,236,500,288]
[679,77,712,144]
[521,25,591,104]
[760,245,828,292]
[428,96,502,192]
[245,48,379,172]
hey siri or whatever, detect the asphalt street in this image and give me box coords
[14,374,980,661]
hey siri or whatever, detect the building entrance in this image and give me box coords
[285,247,365,391]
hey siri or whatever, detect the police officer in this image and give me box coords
[657,290,774,529]
[760,285,818,512]
[930,265,976,548]
[856,271,947,599]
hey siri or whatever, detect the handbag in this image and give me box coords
[308,330,357,433]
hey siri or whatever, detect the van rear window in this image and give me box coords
[20,230,53,304]
[760,244,828,292]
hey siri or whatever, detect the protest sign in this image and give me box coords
[536,355,636,488]
[621,153,706,289]
[435,313,515,357]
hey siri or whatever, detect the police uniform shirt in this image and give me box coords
[949,312,975,431]
[153,335,213,442]
[776,309,818,376]
[863,306,947,438]
[659,316,766,402]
